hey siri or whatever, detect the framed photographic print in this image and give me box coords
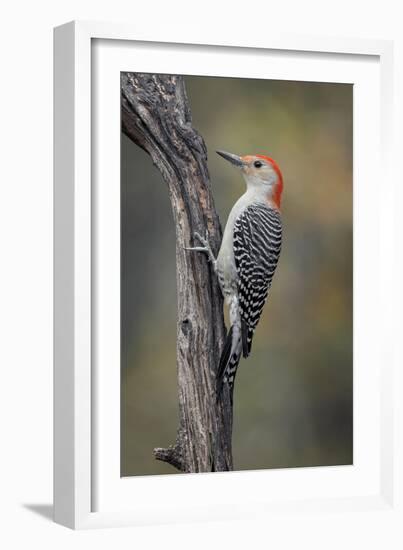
[54,21,400,532]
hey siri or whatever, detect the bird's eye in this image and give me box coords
[254,161,263,168]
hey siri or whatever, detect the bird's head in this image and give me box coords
[217,150,283,209]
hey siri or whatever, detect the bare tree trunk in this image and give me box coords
[121,73,233,472]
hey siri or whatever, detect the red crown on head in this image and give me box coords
[256,155,284,208]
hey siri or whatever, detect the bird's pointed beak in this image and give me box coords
[216,150,244,168]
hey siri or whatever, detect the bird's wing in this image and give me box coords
[233,203,282,357]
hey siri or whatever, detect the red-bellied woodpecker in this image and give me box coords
[186,150,283,397]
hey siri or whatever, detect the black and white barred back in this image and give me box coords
[217,203,282,394]
[235,203,282,354]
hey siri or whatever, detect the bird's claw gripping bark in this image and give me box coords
[194,230,210,250]
[184,230,217,269]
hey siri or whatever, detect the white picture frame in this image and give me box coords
[54,20,399,531]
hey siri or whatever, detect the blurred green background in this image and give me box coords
[121,76,353,476]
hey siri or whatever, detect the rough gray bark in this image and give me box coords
[121,73,233,472]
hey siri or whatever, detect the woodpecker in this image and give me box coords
[186,150,283,397]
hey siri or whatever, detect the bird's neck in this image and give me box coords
[243,187,281,211]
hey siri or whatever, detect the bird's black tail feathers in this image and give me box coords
[216,325,242,399]
[216,326,233,394]
[241,319,254,358]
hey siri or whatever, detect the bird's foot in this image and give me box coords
[184,230,217,268]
